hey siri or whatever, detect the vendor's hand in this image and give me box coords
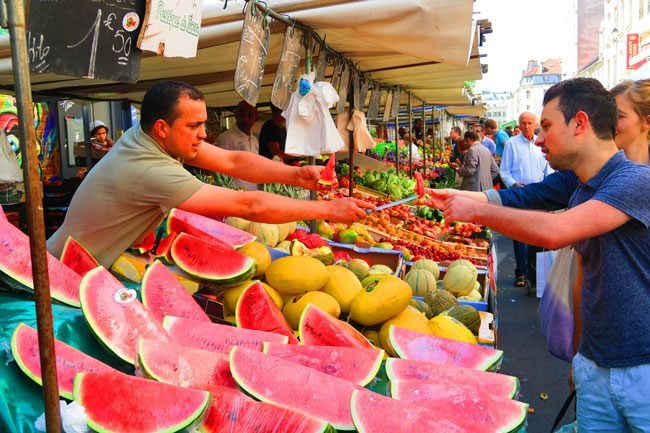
[327,197,375,223]
[294,165,338,191]
[442,196,480,223]
[450,162,460,169]
[422,188,456,209]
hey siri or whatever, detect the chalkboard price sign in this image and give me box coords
[28,0,146,82]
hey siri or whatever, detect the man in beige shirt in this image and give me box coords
[47,81,373,267]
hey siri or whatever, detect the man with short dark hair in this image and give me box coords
[484,118,509,158]
[47,81,373,267]
[449,126,463,162]
[434,78,650,432]
[259,104,288,162]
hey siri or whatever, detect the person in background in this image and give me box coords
[412,118,424,141]
[452,130,499,192]
[500,111,554,289]
[474,122,497,156]
[89,120,114,150]
[610,79,650,165]
[258,104,288,163]
[484,118,509,159]
[513,125,522,136]
[449,126,463,163]
[215,101,260,190]
[47,81,374,268]
[504,125,514,137]
[429,77,650,433]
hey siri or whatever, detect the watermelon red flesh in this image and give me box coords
[318,154,337,185]
[236,281,299,344]
[138,339,237,390]
[60,236,100,277]
[171,232,256,282]
[299,304,374,349]
[385,358,519,399]
[141,260,210,324]
[230,346,358,430]
[154,231,178,264]
[10,323,115,400]
[262,342,384,386]
[201,385,332,433]
[389,326,504,371]
[350,388,483,433]
[0,220,81,307]
[167,208,256,248]
[79,266,170,365]
[163,315,288,353]
[414,171,425,197]
[390,379,528,432]
[129,230,156,255]
[73,371,210,433]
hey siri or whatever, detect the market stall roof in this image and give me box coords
[0,0,487,111]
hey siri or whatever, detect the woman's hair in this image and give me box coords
[463,130,479,143]
[456,138,472,153]
[610,79,650,138]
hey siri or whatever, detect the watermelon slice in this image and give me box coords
[262,342,384,386]
[350,388,480,433]
[230,346,358,430]
[200,385,333,433]
[138,339,237,389]
[154,231,178,264]
[318,154,337,186]
[0,220,81,307]
[171,232,256,283]
[129,230,156,255]
[163,315,288,353]
[60,236,100,277]
[167,208,256,248]
[414,171,425,197]
[79,267,170,365]
[299,304,374,349]
[385,358,519,399]
[390,379,528,432]
[389,326,504,371]
[236,280,299,344]
[73,371,210,433]
[141,260,210,324]
[10,323,114,400]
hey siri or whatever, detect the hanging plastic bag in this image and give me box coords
[234,0,270,107]
[271,26,303,111]
[0,129,22,186]
[284,73,346,156]
[538,246,582,362]
[536,249,558,298]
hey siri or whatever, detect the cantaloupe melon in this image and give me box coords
[410,259,440,279]
[442,265,477,297]
[423,289,458,316]
[403,269,436,297]
[247,222,280,247]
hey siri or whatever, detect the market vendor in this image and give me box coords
[89,120,114,150]
[47,81,374,268]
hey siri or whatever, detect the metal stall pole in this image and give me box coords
[421,101,426,170]
[394,110,399,175]
[5,1,62,432]
[304,29,318,233]
[407,93,413,177]
[347,73,355,198]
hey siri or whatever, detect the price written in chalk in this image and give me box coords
[27,0,145,82]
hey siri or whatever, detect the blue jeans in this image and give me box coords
[512,240,541,285]
[573,352,650,433]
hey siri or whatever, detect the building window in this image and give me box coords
[526,90,531,99]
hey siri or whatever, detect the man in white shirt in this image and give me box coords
[215,101,260,190]
[500,111,554,289]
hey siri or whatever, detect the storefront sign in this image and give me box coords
[627,33,639,69]
[137,0,203,58]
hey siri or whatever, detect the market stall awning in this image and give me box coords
[0,0,486,109]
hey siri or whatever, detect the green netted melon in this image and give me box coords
[423,289,458,317]
[443,305,481,335]
[368,264,393,276]
[410,259,440,279]
[442,265,477,297]
[409,299,433,319]
[403,269,436,297]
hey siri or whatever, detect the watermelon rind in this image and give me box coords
[73,371,210,433]
[384,358,520,399]
[79,267,170,365]
[167,208,256,248]
[0,220,81,307]
[299,304,374,349]
[390,379,529,432]
[229,346,357,431]
[141,260,211,324]
[171,232,256,283]
[162,315,289,353]
[137,338,237,390]
[60,236,100,277]
[262,342,384,386]
[389,325,504,371]
[10,323,114,400]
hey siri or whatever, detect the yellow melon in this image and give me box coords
[427,315,477,344]
[282,291,341,329]
[321,265,363,314]
[239,241,272,277]
[265,256,329,295]
[379,307,430,356]
[349,275,412,326]
[222,280,283,313]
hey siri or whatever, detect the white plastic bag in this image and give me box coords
[0,129,22,186]
[536,249,558,298]
[284,74,346,156]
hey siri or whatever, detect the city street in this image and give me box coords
[492,232,575,433]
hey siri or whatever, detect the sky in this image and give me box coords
[473,0,572,92]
